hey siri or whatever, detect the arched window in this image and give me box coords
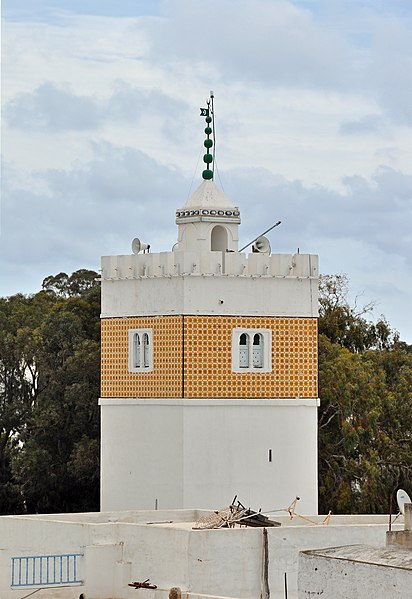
[128,329,153,372]
[252,333,263,368]
[239,333,250,368]
[211,225,228,253]
[232,329,272,372]
[133,332,141,368]
[211,225,228,272]
[142,333,150,368]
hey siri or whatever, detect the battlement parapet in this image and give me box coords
[101,251,318,280]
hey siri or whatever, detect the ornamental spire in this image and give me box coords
[200,91,215,180]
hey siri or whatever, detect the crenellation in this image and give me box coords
[102,250,318,280]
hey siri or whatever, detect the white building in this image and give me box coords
[1,97,404,599]
[99,103,319,514]
[0,509,401,599]
[298,503,412,598]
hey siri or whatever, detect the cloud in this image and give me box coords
[2,140,411,340]
[4,82,102,131]
[1,143,187,271]
[4,81,189,134]
[146,0,412,126]
[149,0,354,89]
[220,164,412,276]
[1,0,412,342]
[365,14,412,126]
[339,115,387,135]
[2,0,161,19]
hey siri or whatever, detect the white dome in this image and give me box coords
[181,180,237,210]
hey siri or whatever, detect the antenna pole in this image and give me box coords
[239,221,281,253]
[210,90,215,178]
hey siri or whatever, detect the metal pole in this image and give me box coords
[239,221,281,252]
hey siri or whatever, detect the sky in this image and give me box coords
[2,0,412,341]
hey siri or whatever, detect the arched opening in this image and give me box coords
[252,333,263,368]
[133,333,141,368]
[239,333,249,368]
[142,333,150,368]
[211,225,228,272]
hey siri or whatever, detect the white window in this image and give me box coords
[232,328,272,372]
[128,329,153,372]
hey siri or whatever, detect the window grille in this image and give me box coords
[232,329,272,372]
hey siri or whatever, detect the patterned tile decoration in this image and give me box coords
[101,316,183,398]
[101,315,318,399]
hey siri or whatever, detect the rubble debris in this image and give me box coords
[193,495,281,530]
[128,579,157,589]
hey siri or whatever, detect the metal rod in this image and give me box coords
[239,221,281,252]
[210,91,215,178]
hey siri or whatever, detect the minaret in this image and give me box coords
[99,95,320,513]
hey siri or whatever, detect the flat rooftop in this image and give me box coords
[303,544,412,570]
[1,509,404,531]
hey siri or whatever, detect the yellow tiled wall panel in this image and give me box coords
[184,316,317,398]
[101,315,318,398]
[101,316,183,398]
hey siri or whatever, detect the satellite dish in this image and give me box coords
[397,489,411,515]
[132,238,150,254]
[252,235,271,254]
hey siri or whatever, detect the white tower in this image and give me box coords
[99,96,319,513]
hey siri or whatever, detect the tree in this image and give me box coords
[318,334,388,513]
[318,274,398,352]
[0,292,57,513]
[1,269,410,516]
[0,270,101,514]
[42,269,99,299]
[318,275,411,514]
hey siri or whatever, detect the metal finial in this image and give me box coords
[200,93,214,180]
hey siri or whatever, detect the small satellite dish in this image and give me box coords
[252,235,271,254]
[396,489,411,515]
[132,238,150,254]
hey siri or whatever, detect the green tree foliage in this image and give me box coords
[1,269,410,516]
[0,270,100,514]
[318,275,412,514]
[41,269,99,299]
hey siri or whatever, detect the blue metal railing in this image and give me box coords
[11,553,83,587]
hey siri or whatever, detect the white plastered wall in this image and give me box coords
[101,274,318,318]
[0,512,399,599]
[100,398,319,514]
[298,546,412,599]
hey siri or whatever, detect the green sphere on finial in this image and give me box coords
[200,94,214,181]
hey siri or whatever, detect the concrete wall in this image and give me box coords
[387,503,412,549]
[298,545,412,599]
[100,398,319,514]
[0,512,399,599]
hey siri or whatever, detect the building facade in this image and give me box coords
[99,105,320,513]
